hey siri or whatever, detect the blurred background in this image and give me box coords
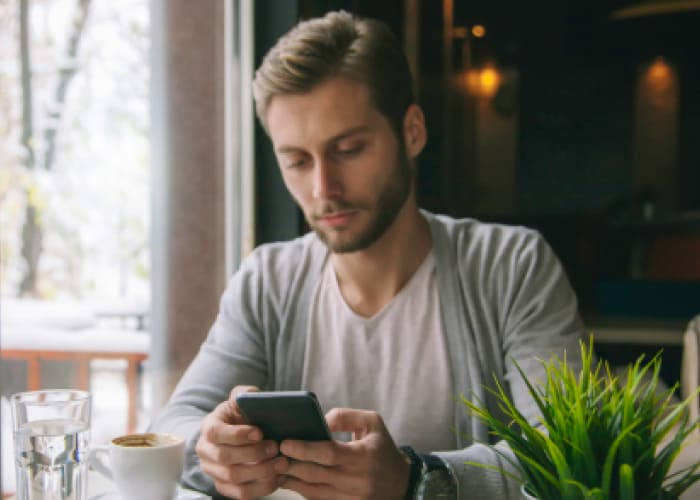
[258,0,700,391]
[1,0,151,493]
[1,0,699,495]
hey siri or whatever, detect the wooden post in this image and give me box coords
[126,358,140,432]
[27,356,41,390]
[76,358,90,391]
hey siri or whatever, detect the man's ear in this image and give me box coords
[402,104,427,160]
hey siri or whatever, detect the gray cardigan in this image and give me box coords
[151,211,585,498]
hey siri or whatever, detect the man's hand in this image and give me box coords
[279,408,411,500]
[195,385,288,500]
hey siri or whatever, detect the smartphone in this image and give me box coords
[235,390,331,442]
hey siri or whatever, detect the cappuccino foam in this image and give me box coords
[112,433,180,448]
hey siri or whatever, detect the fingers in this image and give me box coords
[281,476,353,500]
[196,387,289,500]
[228,385,260,421]
[201,388,264,447]
[284,459,335,484]
[230,385,260,400]
[213,473,285,500]
[197,442,286,500]
[208,385,260,424]
[284,459,364,494]
[279,409,406,500]
[280,439,346,466]
[325,408,385,438]
[279,409,387,466]
[201,417,262,446]
[196,438,278,465]
[202,455,288,485]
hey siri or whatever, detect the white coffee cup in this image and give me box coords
[89,432,185,500]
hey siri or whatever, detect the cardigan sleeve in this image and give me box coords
[437,229,585,499]
[149,250,271,495]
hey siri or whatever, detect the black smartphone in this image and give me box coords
[235,390,331,442]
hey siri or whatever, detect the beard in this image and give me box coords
[308,149,412,253]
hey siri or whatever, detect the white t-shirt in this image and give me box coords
[301,252,455,453]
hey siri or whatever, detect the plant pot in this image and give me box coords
[521,484,537,500]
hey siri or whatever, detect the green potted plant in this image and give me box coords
[463,340,700,499]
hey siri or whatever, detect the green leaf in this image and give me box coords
[461,338,700,499]
[619,463,634,500]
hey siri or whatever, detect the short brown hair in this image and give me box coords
[252,11,415,139]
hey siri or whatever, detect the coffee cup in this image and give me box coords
[89,432,185,500]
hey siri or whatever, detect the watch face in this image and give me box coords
[416,470,458,499]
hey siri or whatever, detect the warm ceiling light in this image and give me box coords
[465,65,501,98]
[471,25,486,38]
[646,57,672,87]
[648,57,670,79]
[479,66,500,96]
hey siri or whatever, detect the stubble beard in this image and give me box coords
[309,151,412,254]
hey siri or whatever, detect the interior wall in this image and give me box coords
[633,58,679,212]
[517,65,634,215]
[151,0,227,409]
[472,67,518,215]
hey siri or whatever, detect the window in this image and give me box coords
[1,0,150,493]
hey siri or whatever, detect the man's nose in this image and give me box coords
[312,160,342,200]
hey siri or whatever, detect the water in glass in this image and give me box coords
[14,419,89,500]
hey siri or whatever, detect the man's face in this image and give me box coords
[266,77,413,253]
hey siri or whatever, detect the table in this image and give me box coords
[63,439,700,500]
[5,441,698,499]
[86,470,304,499]
[5,468,304,499]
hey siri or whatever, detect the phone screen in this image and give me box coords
[235,391,331,442]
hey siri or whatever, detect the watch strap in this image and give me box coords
[420,452,448,472]
[399,445,424,500]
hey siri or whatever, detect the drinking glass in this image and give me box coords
[11,390,91,500]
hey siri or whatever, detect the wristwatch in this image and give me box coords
[400,446,458,499]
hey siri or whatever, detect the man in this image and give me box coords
[151,10,584,500]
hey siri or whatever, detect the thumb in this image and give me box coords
[227,385,260,420]
[325,408,386,440]
[229,385,260,401]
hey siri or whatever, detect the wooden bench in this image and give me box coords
[1,327,149,433]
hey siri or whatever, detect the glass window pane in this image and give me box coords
[1,0,150,494]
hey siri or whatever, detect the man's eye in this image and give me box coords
[337,144,363,156]
[285,158,307,169]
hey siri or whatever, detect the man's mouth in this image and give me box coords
[317,211,356,227]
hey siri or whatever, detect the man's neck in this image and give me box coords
[329,201,432,317]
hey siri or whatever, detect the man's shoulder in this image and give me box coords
[425,211,543,251]
[238,232,325,280]
[425,212,558,294]
[248,232,319,261]
[224,232,323,307]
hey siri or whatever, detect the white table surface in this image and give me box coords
[5,468,304,499]
[6,442,698,499]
